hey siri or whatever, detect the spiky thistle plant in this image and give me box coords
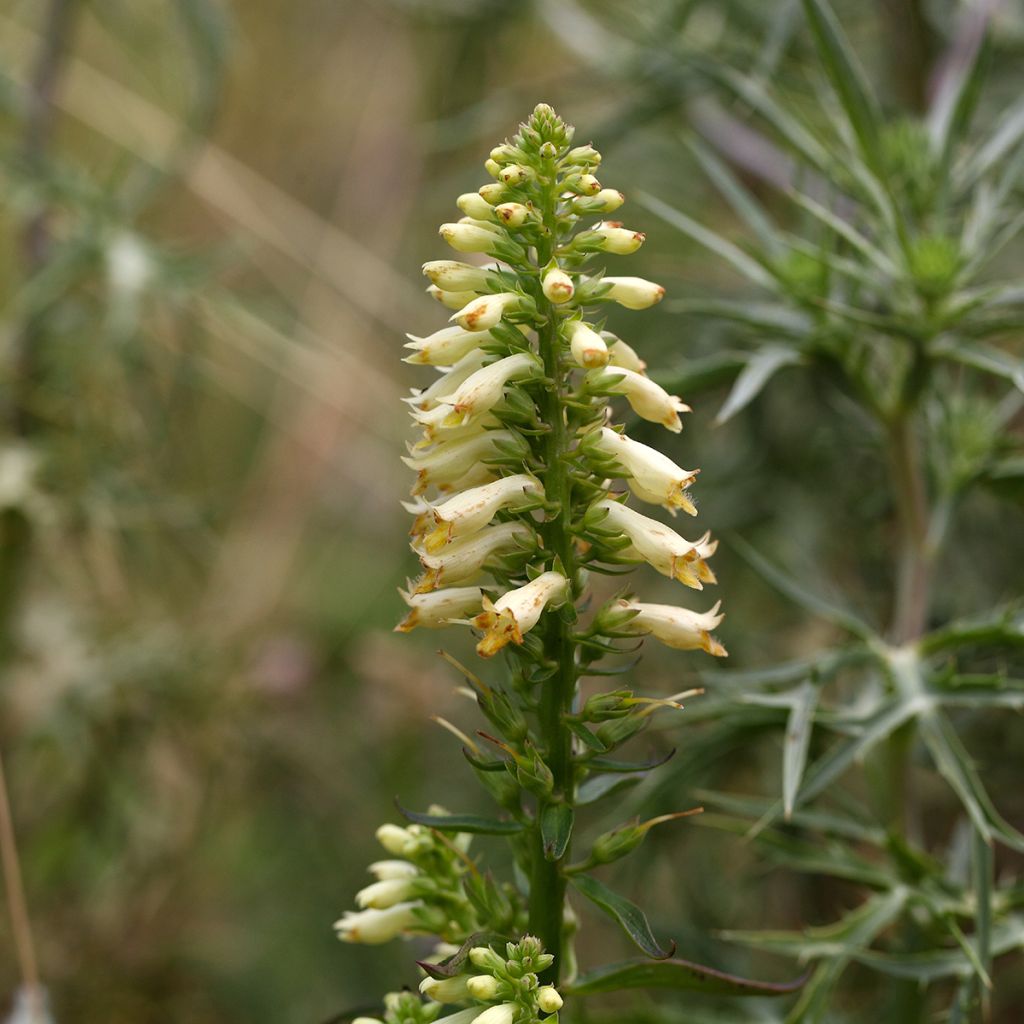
[332,104,803,1023]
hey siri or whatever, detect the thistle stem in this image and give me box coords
[527,186,576,985]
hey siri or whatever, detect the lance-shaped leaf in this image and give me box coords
[417,930,512,979]
[585,749,676,774]
[715,346,803,425]
[396,803,524,835]
[576,773,643,806]
[566,956,809,997]
[569,873,674,960]
[783,681,818,819]
[800,0,883,171]
[540,803,573,861]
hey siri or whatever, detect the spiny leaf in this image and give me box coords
[800,0,883,171]
[395,803,524,835]
[637,191,778,291]
[729,534,876,639]
[570,873,674,960]
[540,803,573,861]
[566,956,809,997]
[715,345,802,425]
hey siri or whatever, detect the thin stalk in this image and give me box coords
[527,186,577,984]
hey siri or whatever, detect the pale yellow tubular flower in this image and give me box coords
[367,859,419,880]
[401,428,517,494]
[414,521,534,592]
[439,222,501,253]
[450,292,520,332]
[422,260,496,292]
[419,975,473,1004]
[395,586,486,632]
[604,333,647,373]
[615,598,727,656]
[404,349,492,410]
[466,976,500,1000]
[355,877,417,910]
[423,474,542,552]
[478,182,506,205]
[593,220,645,254]
[600,276,666,310]
[404,325,494,366]
[590,188,624,212]
[474,571,569,657]
[565,320,609,368]
[593,499,715,588]
[375,823,417,856]
[428,284,480,310]
[592,427,698,515]
[334,901,422,944]
[436,352,540,423]
[588,366,690,432]
[435,462,499,496]
[411,413,504,451]
[542,267,575,304]
[494,202,531,228]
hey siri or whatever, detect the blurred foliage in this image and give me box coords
[0,0,1021,1022]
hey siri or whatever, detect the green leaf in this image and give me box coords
[569,873,674,959]
[637,192,778,291]
[783,681,818,819]
[666,299,811,338]
[395,804,524,835]
[687,134,782,255]
[928,30,991,172]
[729,534,876,639]
[540,803,573,861]
[930,337,1024,392]
[800,0,883,171]
[586,750,676,774]
[959,98,1024,187]
[566,956,809,997]
[917,710,1024,852]
[715,346,802,425]
[576,774,643,806]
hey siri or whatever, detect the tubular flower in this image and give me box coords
[587,367,690,432]
[585,427,699,514]
[404,326,495,366]
[605,333,647,373]
[592,221,645,254]
[440,222,502,253]
[335,902,423,945]
[615,598,727,656]
[405,350,492,411]
[423,474,542,552]
[436,353,542,423]
[422,260,496,292]
[414,521,535,592]
[429,285,480,311]
[591,499,716,588]
[450,292,521,332]
[401,429,522,494]
[474,571,569,657]
[396,586,486,632]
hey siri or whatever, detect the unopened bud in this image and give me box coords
[495,202,530,228]
[428,284,479,310]
[490,144,519,162]
[440,222,501,254]
[484,158,503,178]
[466,975,501,1000]
[542,268,574,304]
[567,144,601,166]
[539,141,558,160]
[458,192,498,220]
[594,222,645,254]
[499,164,533,186]
[591,823,646,864]
[478,183,506,205]
[375,823,414,856]
[565,321,608,368]
[537,986,563,1013]
[469,946,505,972]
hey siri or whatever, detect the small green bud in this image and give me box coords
[595,710,648,748]
[490,144,519,162]
[512,746,554,797]
[591,822,646,864]
[581,689,632,720]
[539,141,558,160]
[566,144,601,166]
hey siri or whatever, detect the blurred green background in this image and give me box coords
[0,1,1022,1021]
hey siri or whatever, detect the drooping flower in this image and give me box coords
[473,571,569,657]
[600,275,666,309]
[414,521,535,592]
[422,474,542,552]
[565,320,609,368]
[335,901,423,944]
[614,598,727,656]
[587,367,690,432]
[395,586,487,632]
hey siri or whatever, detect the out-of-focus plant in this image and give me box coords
[332,103,807,1023]
[636,0,1024,1020]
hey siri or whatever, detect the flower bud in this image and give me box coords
[351,1018,383,1024]
[538,140,557,160]
[565,321,608,368]
[428,284,480,310]
[469,946,505,971]
[457,192,498,220]
[450,292,521,332]
[490,144,519,162]
[594,221,645,254]
[375,823,415,856]
[542,268,574,304]
[605,334,646,373]
[478,183,506,205]
[494,202,531,228]
[498,164,533,186]
[466,975,501,1000]
[404,325,493,366]
[440,222,501,254]
[355,877,416,909]
[334,901,421,944]
[473,1004,517,1024]
[419,974,472,1004]
[484,158,502,178]
[422,260,494,292]
[577,173,602,195]
[368,859,419,880]
[567,144,601,166]
[587,367,689,432]
[537,986,563,1013]
[601,276,665,310]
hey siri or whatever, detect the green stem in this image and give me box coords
[527,183,577,985]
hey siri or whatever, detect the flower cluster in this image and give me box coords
[354,937,563,1024]
[335,815,482,948]
[397,102,726,661]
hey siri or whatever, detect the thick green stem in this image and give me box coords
[526,188,577,985]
